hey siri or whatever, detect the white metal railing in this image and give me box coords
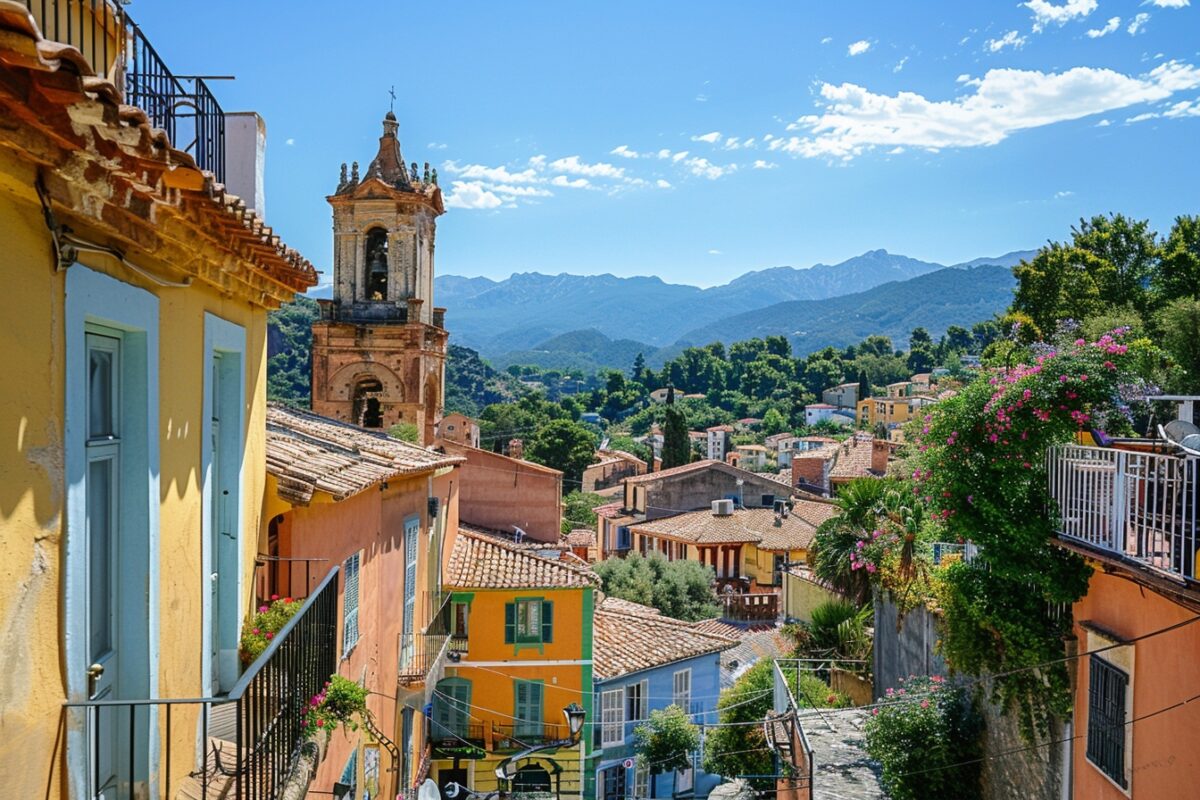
[1047,444,1198,582]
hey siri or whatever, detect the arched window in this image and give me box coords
[364,228,389,301]
[352,377,384,428]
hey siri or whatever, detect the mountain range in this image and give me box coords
[309,247,1033,372]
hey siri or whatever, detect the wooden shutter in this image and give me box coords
[504,602,515,643]
[541,600,553,643]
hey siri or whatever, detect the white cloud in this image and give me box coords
[752,159,779,169]
[444,181,503,210]
[987,30,1027,53]
[695,93,709,103]
[820,36,833,45]
[1024,0,1097,32]
[692,131,722,143]
[491,184,553,197]
[684,157,737,179]
[672,151,690,162]
[1096,118,1112,126]
[427,142,448,150]
[1086,17,1121,37]
[1126,111,1158,122]
[443,160,540,184]
[772,61,1200,160]
[708,249,723,255]
[547,155,626,178]
[956,73,974,83]
[1164,98,1200,117]
[848,40,872,56]
[1128,12,1151,33]
[1054,190,1075,198]
[1146,0,1188,7]
[894,57,909,73]
[610,145,641,158]
[656,179,672,188]
[550,175,592,189]
[655,148,673,159]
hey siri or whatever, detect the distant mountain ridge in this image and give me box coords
[430,248,1033,357]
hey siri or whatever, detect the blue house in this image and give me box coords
[591,597,737,799]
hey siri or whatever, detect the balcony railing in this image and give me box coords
[769,660,814,800]
[1048,444,1198,582]
[398,597,467,686]
[22,0,226,182]
[62,566,339,799]
[491,721,566,751]
[721,591,780,624]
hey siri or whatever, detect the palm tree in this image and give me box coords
[810,478,889,604]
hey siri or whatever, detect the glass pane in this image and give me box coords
[87,458,113,661]
[88,347,114,438]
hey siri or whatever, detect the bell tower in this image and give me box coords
[310,111,448,444]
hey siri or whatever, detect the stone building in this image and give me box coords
[311,111,448,443]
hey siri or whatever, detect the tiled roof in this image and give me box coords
[266,405,463,505]
[593,602,737,680]
[629,503,834,551]
[765,469,792,487]
[594,502,625,519]
[806,403,837,409]
[445,529,600,590]
[0,5,316,304]
[707,425,734,432]
[565,529,595,548]
[597,595,661,617]
[829,434,880,481]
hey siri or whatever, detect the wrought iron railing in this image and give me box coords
[1048,444,1198,581]
[22,0,226,182]
[62,566,339,799]
[398,596,457,686]
[491,721,566,751]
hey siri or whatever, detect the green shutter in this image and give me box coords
[541,600,553,643]
[504,602,516,644]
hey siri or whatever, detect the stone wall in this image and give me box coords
[872,594,1066,800]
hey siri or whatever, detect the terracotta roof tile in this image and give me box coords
[593,604,737,680]
[565,529,595,548]
[629,503,834,551]
[266,405,463,505]
[0,6,316,303]
[829,434,880,481]
[445,529,600,590]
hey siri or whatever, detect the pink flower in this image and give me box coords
[1080,374,1088,381]
[921,700,930,709]
[872,708,879,716]
[1075,338,1085,346]
[252,628,261,635]
[271,594,279,601]
[265,632,274,640]
[259,605,268,613]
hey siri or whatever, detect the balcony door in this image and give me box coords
[400,516,419,668]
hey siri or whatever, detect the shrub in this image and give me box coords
[864,676,983,800]
[239,595,303,664]
[302,675,368,740]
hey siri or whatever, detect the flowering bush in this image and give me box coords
[864,675,982,800]
[906,329,1144,738]
[239,595,303,664]
[302,675,368,740]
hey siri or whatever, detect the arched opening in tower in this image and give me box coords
[352,377,385,428]
[364,228,389,301]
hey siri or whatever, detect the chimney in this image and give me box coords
[508,438,524,459]
[223,112,267,216]
[872,439,891,474]
[792,456,827,493]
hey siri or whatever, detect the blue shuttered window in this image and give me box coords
[342,552,360,656]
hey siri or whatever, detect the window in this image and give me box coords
[452,602,470,639]
[634,762,650,799]
[342,552,360,656]
[514,680,544,740]
[505,598,553,645]
[1086,655,1129,788]
[86,332,120,671]
[673,668,692,710]
[626,680,648,721]
[364,227,389,301]
[601,688,625,747]
[676,766,694,794]
[616,525,631,550]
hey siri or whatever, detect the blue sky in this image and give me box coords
[134,0,1200,288]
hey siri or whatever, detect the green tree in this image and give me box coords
[1070,213,1158,309]
[631,351,648,383]
[703,659,775,784]
[634,706,701,793]
[1157,297,1200,393]
[943,325,973,354]
[661,388,691,469]
[525,418,598,489]
[1155,215,1200,303]
[809,478,890,604]
[266,297,319,406]
[386,422,419,443]
[561,491,607,535]
[1011,244,1110,334]
[760,408,789,436]
[592,553,719,620]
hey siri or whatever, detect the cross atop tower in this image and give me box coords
[388,85,396,114]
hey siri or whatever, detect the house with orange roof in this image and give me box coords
[706,424,735,460]
[440,439,564,542]
[591,597,737,800]
[790,433,892,496]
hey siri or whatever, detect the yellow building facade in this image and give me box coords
[0,6,315,798]
[431,529,597,799]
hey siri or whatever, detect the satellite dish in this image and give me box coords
[419,779,442,800]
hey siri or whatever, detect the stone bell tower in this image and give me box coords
[310,111,448,444]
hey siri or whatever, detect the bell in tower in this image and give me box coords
[311,109,449,444]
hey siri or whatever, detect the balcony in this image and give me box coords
[398,597,468,686]
[63,566,340,799]
[491,721,567,751]
[21,1,226,182]
[1048,444,1198,582]
[721,591,780,624]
